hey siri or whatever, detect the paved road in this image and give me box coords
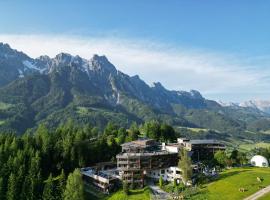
[244,185,270,200]
[149,185,171,200]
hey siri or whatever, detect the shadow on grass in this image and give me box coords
[129,186,149,195]
[218,169,252,180]
[130,190,144,195]
[188,189,209,200]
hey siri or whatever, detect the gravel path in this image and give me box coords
[244,185,270,200]
[149,184,171,200]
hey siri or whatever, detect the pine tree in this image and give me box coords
[20,175,31,200]
[159,176,164,187]
[63,169,84,200]
[0,177,5,200]
[178,149,192,185]
[7,173,17,200]
[42,173,55,200]
[56,169,66,200]
[27,152,42,200]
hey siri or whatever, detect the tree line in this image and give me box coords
[0,119,177,200]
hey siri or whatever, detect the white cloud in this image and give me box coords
[0,34,269,102]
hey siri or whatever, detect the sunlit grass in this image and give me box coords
[190,167,270,200]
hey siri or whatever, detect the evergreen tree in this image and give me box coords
[178,149,192,185]
[63,169,84,200]
[56,169,66,200]
[0,177,5,200]
[42,174,55,200]
[159,176,164,187]
[20,175,31,200]
[7,173,17,200]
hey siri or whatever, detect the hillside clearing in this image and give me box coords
[190,168,270,200]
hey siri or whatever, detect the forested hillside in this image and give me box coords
[0,120,179,200]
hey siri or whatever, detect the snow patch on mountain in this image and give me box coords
[23,60,41,71]
[219,100,270,114]
[240,100,270,114]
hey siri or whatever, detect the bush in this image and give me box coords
[159,176,164,188]
[123,181,129,195]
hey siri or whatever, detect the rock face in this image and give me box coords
[219,100,270,114]
[0,43,269,139]
[0,43,212,111]
[239,100,270,114]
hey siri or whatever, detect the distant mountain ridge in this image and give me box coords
[219,100,270,114]
[0,42,270,142]
[0,42,215,110]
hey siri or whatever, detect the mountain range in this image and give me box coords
[219,100,270,114]
[0,42,270,142]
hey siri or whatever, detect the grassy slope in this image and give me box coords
[191,168,270,200]
[0,102,13,110]
[239,142,270,151]
[258,191,270,200]
[106,187,151,200]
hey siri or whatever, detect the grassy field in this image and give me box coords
[106,187,151,200]
[0,102,12,110]
[258,191,270,200]
[239,142,270,151]
[176,126,209,133]
[190,167,270,200]
[263,130,270,135]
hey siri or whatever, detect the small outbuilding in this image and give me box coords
[250,155,269,167]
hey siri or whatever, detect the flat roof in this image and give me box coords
[116,150,177,158]
[121,139,157,148]
[81,168,118,181]
[189,139,224,145]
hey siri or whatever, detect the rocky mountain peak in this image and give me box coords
[152,82,166,90]
[190,90,203,99]
[0,42,11,50]
[90,54,117,74]
[54,53,73,63]
[0,42,29,60]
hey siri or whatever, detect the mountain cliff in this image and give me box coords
[0,43,270,142]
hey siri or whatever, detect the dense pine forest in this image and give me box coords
[0,120,177,200]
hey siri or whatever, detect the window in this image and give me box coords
[176,171,181,174]
[161,170,165,174]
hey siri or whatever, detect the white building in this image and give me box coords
[250,155,269,167]
[146,166,182,183]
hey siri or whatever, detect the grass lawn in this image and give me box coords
[190,167,270,200]
[106,187,151,200]
[258,191,270,200]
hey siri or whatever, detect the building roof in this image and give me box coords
[189,139,223,145]
[116,150,177,158]
[121,139,157,148]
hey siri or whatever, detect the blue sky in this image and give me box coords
[0,0,270,102]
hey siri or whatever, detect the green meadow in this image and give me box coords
[191,167,270,200]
